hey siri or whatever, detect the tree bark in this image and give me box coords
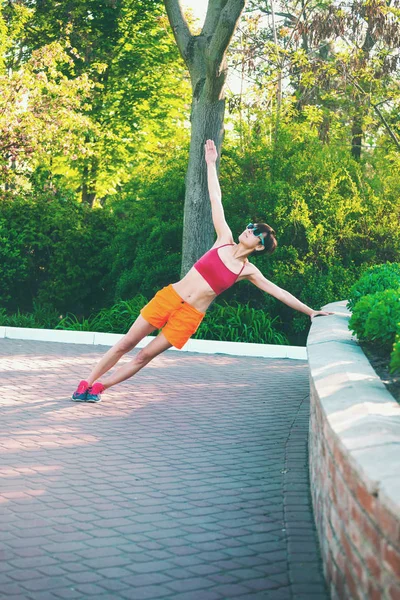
[350,18,375,160]
[81,156,98,207]
[164,0,245,277]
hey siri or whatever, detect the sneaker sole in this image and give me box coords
[85,397,102,403]
[71,396,88,402]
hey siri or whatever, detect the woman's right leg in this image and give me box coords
[86,315,156,386]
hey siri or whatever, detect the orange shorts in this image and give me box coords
[140,284,205,349]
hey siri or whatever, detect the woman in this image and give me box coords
[72,139,332,403]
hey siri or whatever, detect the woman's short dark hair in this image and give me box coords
[253,222,277,255]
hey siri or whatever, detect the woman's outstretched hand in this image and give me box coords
[205,139,218,165]
[310,310,335,319]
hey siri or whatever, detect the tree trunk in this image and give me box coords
[350,20,375,161]
[164,0,245,277]
[81,157,98,207]
[181,93,226,275]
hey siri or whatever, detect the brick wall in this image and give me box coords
[309,377,400,600]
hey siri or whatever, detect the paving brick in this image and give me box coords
[245,577,284,590]
[97,566,134,579]
[187,563,221,577]
[122,572,172,587]
[19,576,72,592]
[97,578,131,592]
[7,569,42,582]
[171,555,204,568]
[65,571,102,584]
[83,555,132,570]
[128,560,176,574]
[119,584,172,599]
[9,556,58,570]
[59,582,100,597]
[77,546,123,560]
[209,572,240,584]
[171,592,223,600]
[209,583,253,597]
[165,576,215,593]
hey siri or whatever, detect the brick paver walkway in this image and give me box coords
[0,339,329,600]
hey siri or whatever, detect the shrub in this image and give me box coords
[348,293,382,341]
[349,289,400,350]
[0,190,116,315]
[347,262,400,310]
[0,304,60,328]
[194,301,288,345]
[57,296,149,333]
[390,331,400,375]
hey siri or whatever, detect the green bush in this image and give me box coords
[349,289,400,350]
[347,263,400,310]
[194,301,288,345]
[57,296,149,333]
[348,294,382,341]
[0,304,60,328]
[108,156,185,302]
[0,190,116,315]
[390,331,400,375]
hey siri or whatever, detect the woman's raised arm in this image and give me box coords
[205,139,233,241]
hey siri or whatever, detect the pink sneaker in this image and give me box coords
[71,380,89,401]
[86,382,105,403]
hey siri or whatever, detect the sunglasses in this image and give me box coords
[247,223,265,246]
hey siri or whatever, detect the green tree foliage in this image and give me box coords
[230,0,400,157]
[216,121,400,336]
[0,39,95,188]
[0,189,116,314]
[106,151,188,300]
[1,0,191,200]
[8,0,191,203]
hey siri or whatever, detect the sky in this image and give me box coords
[180,0,209,27]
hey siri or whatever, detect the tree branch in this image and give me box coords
[207,0,245,76]
[340,65,400,151]
[244,6,296,21]
[202,0,229,38]
[164,0,193,67]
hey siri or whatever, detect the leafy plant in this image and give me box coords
[0,303,60,328]
[349,289,400,350]
[390,331,400,375]
[194,301,288,345]
[347,263,400,310]
[56,296,149,333]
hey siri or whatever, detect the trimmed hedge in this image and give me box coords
[348,263,400,375]
[347,262,400,310]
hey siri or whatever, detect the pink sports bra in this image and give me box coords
[193,244,246,295]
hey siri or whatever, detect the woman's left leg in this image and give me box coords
[101,331,172,390]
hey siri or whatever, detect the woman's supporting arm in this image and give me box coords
[248,267,333,319]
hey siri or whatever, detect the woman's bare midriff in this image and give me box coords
[171,268,218,313]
